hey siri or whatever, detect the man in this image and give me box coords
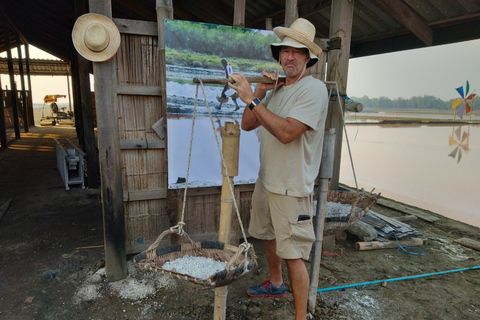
[216,58,240,111]
[228,18,328,320]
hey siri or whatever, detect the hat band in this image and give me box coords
[292,29,311,41]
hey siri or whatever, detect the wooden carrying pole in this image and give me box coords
[214,122,240,320]
[308,128,336,314]
[193,76,285,85]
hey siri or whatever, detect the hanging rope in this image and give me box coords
[324,80,359,192]
[194,79,251,248]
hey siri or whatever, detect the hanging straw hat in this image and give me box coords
[270,18,322,68]
[72,13,120,62]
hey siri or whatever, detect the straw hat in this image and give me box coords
[270,18,322,68]
[72,13,120,62]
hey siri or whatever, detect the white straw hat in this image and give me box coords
[72,13,121,62]
[270,18,322,68]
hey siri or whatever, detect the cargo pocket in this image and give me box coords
[290,216,315,243]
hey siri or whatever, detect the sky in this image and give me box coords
[1,38,480,103]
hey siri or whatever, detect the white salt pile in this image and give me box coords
[313,201,361,218]
[325,201,361,218]
[162,255,227,280]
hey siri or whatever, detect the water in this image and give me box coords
[340,124,479,227]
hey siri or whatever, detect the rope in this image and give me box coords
[324,80,359,192]
[195,79,250,247]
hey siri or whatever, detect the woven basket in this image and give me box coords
[323,189,378,236]
[133,229,257,288]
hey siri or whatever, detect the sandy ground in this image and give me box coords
[1,124,480,320]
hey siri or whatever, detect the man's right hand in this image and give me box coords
[255,72,284,98]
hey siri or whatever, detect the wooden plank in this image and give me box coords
[116,85,162,96]
[376,198,439,222]
[113,18,158,36]
[454,238,480,252]
[119,139,165,149]
[123,189,167,202]
[356,238,423,251]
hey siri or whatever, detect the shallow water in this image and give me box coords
[340,123,479,227]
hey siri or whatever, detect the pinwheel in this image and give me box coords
[448,126,470,163]
[452,81,476,119]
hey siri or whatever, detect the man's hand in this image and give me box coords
[228,74,255,105]
[228,72,284,104]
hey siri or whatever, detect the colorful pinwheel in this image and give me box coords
[452,81,476,119]
[448,126,470,163]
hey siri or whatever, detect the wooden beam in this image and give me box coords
[89,0,127,282]
[113,18,158,36]
[375,0,433,46]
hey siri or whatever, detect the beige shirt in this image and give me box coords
[258,76,328,197]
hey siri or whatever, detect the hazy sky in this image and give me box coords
[347,38,480,101]
[1,38,480,103]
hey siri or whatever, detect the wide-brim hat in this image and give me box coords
[270,18,322,68]
[72,13,120,62]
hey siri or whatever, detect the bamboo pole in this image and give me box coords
[214,122,240,320]
[308,128,336,314]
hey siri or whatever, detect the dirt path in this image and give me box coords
[1,126,479,319]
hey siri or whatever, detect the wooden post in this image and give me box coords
[325,0,354,190]
[16,35,29,132]
[285,0,298,27]
[308,128,335,314]
[4,20,20,139]
[89,0,127,282]
[233,0,246,27]
[74,0,100,189]
[214,122,240,320]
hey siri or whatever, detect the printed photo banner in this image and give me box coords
[164,19,281,189]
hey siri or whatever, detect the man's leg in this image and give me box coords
[264,239,283,287]
[285,258,309,320]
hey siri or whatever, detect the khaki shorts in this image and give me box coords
[248,179,315,260]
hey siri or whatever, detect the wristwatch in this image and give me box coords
[248,98,261,111]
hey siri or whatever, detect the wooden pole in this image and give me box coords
[214,122,240,320]
[325,0,354,190]
[355,238,423,251]
[89,0,127,282]
[308,128,336,314]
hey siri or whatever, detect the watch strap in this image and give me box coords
[248,98,261,111]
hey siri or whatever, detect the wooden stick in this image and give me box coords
[355,238,423,251]
[454,238,480,252]
[192,76,286,85]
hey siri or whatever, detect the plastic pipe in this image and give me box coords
[317,265,480,293]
